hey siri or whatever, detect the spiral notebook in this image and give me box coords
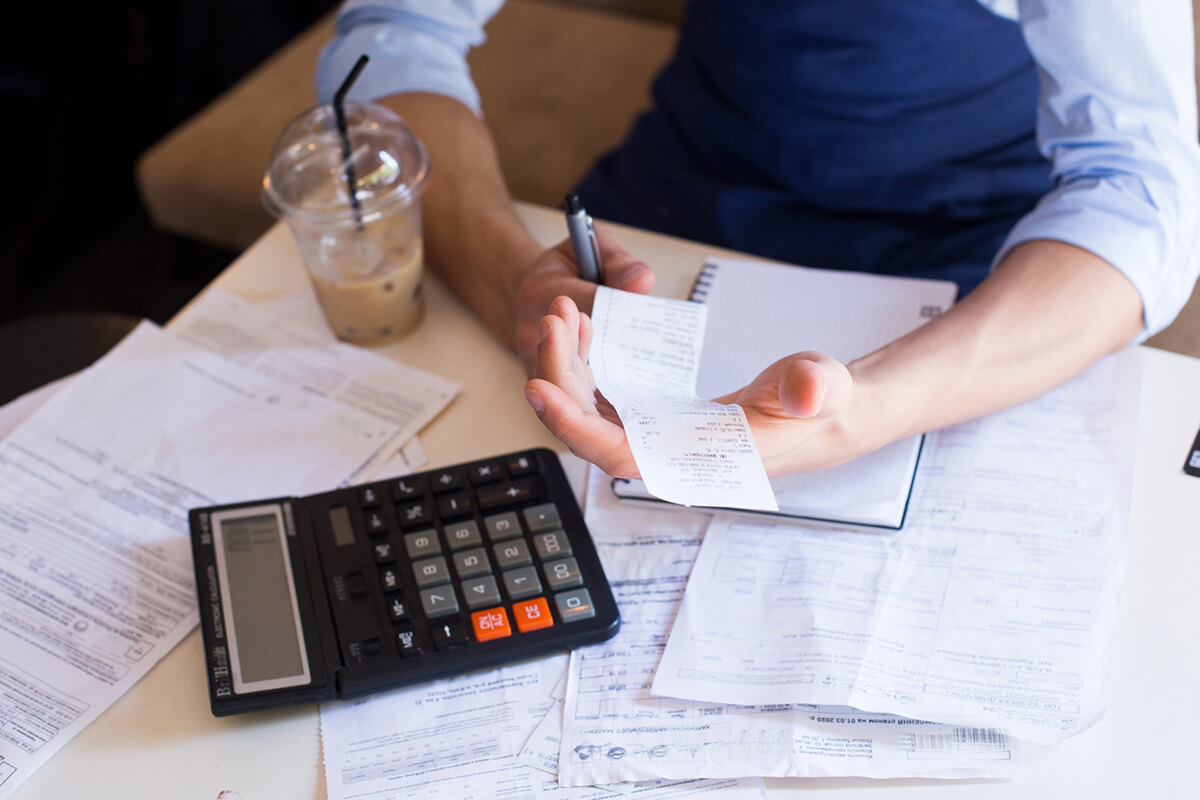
[611,257,959,530]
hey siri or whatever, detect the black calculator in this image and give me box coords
[188,447,620,716]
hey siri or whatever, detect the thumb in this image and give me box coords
[778,358,828,418]
[595,230,655,295]
[777,353,852,419]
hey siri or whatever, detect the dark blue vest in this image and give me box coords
[575,0,1050,293]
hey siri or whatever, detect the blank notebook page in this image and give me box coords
[693,257,959,517]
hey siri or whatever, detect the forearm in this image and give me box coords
[848,239,1144,447]
[377,92,543,348]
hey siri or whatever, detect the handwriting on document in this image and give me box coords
[652,351,1142,745]
[588,287,777,512]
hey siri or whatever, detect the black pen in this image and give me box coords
[563,193,604,283]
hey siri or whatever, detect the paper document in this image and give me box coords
[653,351,1142,744]
[172,289,459,483]
[589,287,776,512]
[0,376,71,441]
[0,321,414,799]
[318,655,764,800]
[255,284,343,343]
[555,471,1020,785]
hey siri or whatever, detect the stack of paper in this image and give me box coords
[0,292,459,800]
[315,297,1142,793]
[536,345,1141,788]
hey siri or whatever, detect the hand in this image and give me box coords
[524,296,870,479]
[514,228,655,376]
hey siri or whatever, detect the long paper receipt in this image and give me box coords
[589,287,777,511]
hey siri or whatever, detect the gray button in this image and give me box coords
[493,538,532,570]
[503,566,542,601]
[555,588,595,622]
[484,511,522,542]
[522,502,561,533]
[404,530,441,559]
[444,520,482,551]
[461,575,501,609]
[419,586,459,618]
[412,556,451,588]
[452,547,491,579]
[532,530,571,560]
[543,557,583,591]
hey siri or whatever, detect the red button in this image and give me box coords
[471,607,512,641]
[513,597,554,633]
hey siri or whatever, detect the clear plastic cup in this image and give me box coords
[263,100,431,343]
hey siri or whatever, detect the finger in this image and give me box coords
[548,295,581,357]
[525,378,641,478]
[778,359,827,418]
[590,228,655,295]
[536,313,596,410]
[577,309,594,362]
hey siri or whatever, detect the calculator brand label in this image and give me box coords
[206,565,224,640]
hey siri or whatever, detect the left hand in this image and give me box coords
[524,295,871,479]
[514,230,654,376]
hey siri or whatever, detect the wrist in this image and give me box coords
[843,352,917,457]
[426,194,542,350]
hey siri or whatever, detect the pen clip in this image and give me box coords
[585,216,604,283]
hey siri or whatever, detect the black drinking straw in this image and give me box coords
[333,54,370,228]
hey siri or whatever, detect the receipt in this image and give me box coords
[588,288,776,512]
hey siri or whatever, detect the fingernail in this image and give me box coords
[525,387,544,414]
[622,265,648,285]
[538,319,550,343]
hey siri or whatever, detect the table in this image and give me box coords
[15,203,1200,799]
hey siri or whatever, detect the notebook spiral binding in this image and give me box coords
[688,260,718,302]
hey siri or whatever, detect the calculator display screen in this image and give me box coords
[329,505,355,547]
[211,505,311,694]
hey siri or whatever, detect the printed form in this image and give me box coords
[551,471,1019,786]
[588,287,777,512]
[172,289,457,481]
[318,653,765,800]
[0,321,423,799]
[0,291,436,479]
[652,351,1142,744]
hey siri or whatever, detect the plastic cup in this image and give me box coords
[263,100,431,343]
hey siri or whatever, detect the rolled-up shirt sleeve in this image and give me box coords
[316,0,504,116]
[994,0,1200,340]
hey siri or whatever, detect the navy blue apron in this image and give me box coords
[575,0,1050,294]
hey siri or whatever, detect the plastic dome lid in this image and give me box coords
[263,100,430,225]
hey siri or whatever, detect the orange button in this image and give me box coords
[513,597,554,633]
[471,607,512,642]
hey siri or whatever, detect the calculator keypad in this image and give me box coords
[314,449,619,696]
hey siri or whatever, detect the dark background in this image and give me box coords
[0,1,338,325]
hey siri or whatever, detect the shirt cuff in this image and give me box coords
[316,21,483,116]
[992,174,1200,343]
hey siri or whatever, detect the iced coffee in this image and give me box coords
[309,236,424,341]
[263,99,431,344]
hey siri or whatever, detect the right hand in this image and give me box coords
[514,228,655,376]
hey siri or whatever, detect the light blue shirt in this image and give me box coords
[318,0,1200,340]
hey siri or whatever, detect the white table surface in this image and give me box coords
[16,204,1200,799]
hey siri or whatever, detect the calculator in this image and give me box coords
[188,448,620,716]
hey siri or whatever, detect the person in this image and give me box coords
[317,1,1200,479]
